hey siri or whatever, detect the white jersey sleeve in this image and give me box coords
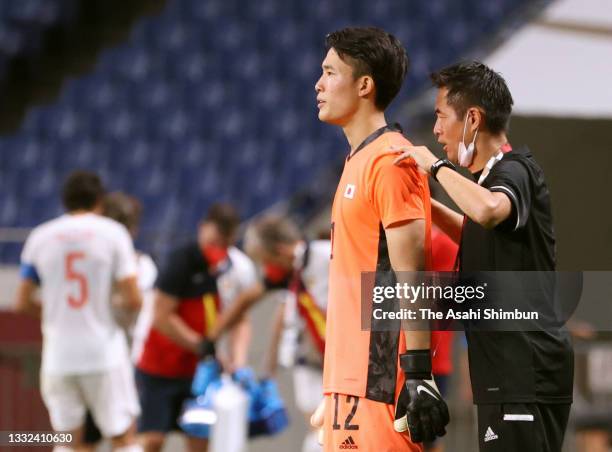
[301,240,330,311]
[21,228,38,266]
[113,226,138,281]
[20,227,43,283]
[278,240,330,368]
[217,247,258,310]
[131,252,158,363]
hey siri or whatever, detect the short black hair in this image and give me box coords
[431,61,514,134]
[325,27,409,110]
[203,203,240,239]
[62,170,104,212]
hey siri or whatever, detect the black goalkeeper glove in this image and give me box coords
[197,338,216,359]
[394,349,450,443]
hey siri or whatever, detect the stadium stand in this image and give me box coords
[0,0,541,262]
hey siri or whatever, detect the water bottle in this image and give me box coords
[209,374,249,452]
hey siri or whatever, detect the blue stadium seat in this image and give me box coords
[146,105,192,140]
[96,108,144,141]
[147,16,190,53]
[185,1,224,23]
[170,50,209,83]
[54,138,109,172]
[132,77,173,110]
[8,136,52,172]
[83,77,129,112]
[38,105,89,140]
[22,163,59,202]
[0,188,19,226]
[115,47,155,81]
[182,78,229,113]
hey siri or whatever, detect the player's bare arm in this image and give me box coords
[435,164,512,228]
[153,289,202,353]
[116,275,143,311]
[227,313,251,371]
[431,198,463,244]
[13,278,42,318]
[385,219,430,349]
[208,282,265,341]
[389,145,513,229]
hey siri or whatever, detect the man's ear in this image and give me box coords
[357,75,375,98]
[468,107,484,132]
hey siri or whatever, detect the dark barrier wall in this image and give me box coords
[510,117,612,270]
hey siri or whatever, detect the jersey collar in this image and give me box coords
[347,122,403,161]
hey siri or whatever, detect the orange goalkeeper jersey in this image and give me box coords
[323,127,432,404]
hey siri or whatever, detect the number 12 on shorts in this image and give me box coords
[332,394,360,430]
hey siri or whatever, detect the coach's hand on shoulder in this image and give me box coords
[394,350,450,443]
[197,338,216,359]
[310,397,325,446]
[385,145,437,174]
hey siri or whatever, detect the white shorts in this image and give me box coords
[41,364,140,437]
[293,365,323,415]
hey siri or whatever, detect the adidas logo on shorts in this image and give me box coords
[339,435,358,449]
[484,426,499,442]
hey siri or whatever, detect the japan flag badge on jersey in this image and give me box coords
[344,184,356,199]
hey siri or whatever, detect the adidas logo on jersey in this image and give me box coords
[484,426,498,442]
[344,184,356,199]
[339,435,358,449]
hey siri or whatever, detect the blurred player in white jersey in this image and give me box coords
[204,215,329,452]
[82,191,158,451]
[14,171,143,452]
[100,192,158,364]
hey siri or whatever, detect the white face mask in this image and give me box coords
[457,113,479,167]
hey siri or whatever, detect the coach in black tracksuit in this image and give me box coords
[389,61,573,451]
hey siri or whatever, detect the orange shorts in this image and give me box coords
[323,393,422,452]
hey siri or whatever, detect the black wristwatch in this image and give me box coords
[430,158,456,182]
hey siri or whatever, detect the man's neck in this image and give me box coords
[343,110,387,156]
[468,133,509,174]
